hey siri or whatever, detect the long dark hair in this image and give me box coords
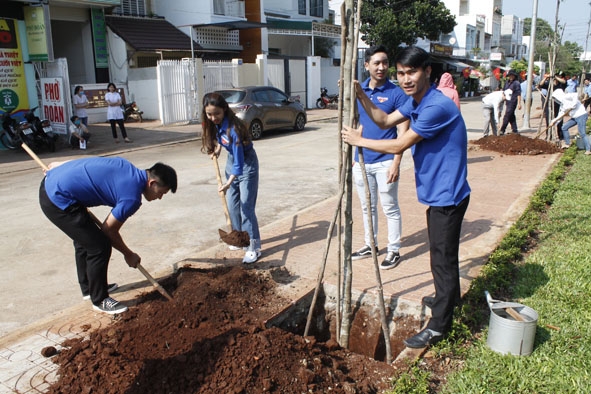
[200,92,250,155]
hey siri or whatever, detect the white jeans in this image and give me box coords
[353,160,402,252]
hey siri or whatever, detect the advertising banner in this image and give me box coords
[24,6,50,62]
[91,8,108,68]
[41,77,67,134]
[0,18,30,117]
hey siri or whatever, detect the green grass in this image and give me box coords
[388,146,591,393]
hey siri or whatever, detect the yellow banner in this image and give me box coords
[0,18,29,116]
[24,6,49,62]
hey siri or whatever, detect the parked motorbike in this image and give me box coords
[24,107,57,152]
[1,111,22,150]
[123,101,143,122]
[316,87,339,109]
[16,118,38,153]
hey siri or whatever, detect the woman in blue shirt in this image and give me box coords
[201,93,261,264]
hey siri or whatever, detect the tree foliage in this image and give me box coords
[523,17,555,42]
[359,0,455,60]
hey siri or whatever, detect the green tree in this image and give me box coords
[359,0,456,60]
[523,17,555,42]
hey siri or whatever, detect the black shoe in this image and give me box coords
[92,297,128,315]
[83,283,119,300]
[380,251,401,270]
[403,328,444,349]
[422,296,435,309]
[351,245,377,261]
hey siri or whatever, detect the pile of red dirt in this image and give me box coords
[471,133,561,155]
[46,266,397,394]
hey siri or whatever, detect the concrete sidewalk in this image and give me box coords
[0,103,561,393]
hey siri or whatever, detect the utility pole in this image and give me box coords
[579,2,591,96]
[523,0,539,128]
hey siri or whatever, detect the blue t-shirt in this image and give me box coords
[217,117,254,176]
[44,157,147,222]
[356,78,409,164]
[398,87,471,207]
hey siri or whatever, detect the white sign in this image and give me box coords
[41,77,67,134]
[490,52,502,61]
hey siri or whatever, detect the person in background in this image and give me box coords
[436,72,460,109]
[69,115,91,149]
[482,89,510,137]
[73,86,89,126]
[201,93,262,264]
[565,75,579,93]
[342,46,470,349]
[499,70,521,134]
[105,83,132,144]
[550,88,591,154]
[520,76,531,111]
[582,79,591,112]
[350,45,410,270]
[39,157,177,314]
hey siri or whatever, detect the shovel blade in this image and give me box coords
[218,228,250,248]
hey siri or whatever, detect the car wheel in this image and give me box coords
[249,120,263,140]
[294,113,306,131]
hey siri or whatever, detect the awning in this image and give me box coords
[191,21,267,30]
[105,16,201,52]
[432,56,472,71]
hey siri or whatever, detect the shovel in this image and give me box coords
[21,143,173,301]
[212,155,250,248]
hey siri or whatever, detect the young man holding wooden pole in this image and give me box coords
[341,46,471,349]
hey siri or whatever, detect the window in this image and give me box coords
[113,0,146,16]
[213,0,225,15]
[298,0,306,15]
[310,0,322,17]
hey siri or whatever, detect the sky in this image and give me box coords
[503,0,591,50]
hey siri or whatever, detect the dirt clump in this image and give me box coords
[471,133,561,155]
[46,266,396,394]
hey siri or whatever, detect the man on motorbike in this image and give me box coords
[39,157,177,314]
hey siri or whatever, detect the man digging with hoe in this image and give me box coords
[39,157,177,314]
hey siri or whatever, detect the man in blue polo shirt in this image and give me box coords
[342,46,471,349]
[351,45,409,270]
[39,157,177,314]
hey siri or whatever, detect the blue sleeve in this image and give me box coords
[411,103,459,140]
[111,199,142,223]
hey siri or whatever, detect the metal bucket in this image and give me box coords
[485,291,538,356]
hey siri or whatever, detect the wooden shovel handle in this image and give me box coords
[212,155,233,229]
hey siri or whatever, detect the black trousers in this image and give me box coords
[39,179,112,305]
[500,101,518,133]
[425,195,470,334]
[109,119,128,139]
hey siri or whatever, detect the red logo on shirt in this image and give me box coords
[377,96,389,103]
[221,134,230,146]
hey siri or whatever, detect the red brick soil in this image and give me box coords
[45,266,398,394]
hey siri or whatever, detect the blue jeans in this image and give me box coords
[352,160,402,252]
[562,113,590,151]
[225,149,261,250]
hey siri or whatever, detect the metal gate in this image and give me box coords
[203,60,236,94]
[157,59,198,126]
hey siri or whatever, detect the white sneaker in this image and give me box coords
[242,250,261,264]
[228,245,247,251]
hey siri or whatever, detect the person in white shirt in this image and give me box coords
[550,89,590,154]
[73,86,89,126]
[482,89,510,137]
[105,82,131,143]
[68,115,91,149]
